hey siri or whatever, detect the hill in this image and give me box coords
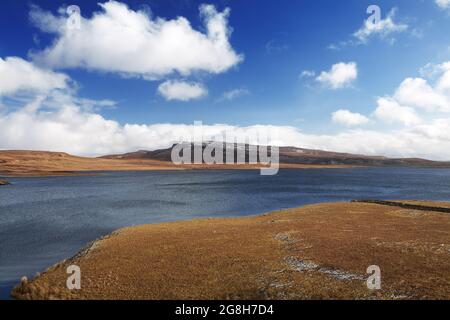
[102,143,450,167]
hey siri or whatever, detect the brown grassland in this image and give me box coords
[12,201,450,300]
[0,151,354,177]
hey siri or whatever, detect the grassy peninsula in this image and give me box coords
[12,201,450,300]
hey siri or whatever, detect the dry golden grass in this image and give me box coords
[0,150,355,177]
[0,150,179,176]
[12,201,450,300]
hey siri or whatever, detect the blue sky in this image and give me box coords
[1,0,450,158]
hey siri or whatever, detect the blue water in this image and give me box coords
[1,168,450,299]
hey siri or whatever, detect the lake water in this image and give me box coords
[1,168,450,299]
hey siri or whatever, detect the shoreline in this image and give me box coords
[0,164,362,178]
[11,200,450,300]
[3,149,450,178]
[7,164,450,178]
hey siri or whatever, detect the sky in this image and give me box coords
[1,0,450,159]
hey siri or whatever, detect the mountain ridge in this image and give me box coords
[101,143,450,167]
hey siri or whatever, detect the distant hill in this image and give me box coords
[0,150,178,176]
[101,143,450,168]
[2,145,450,177]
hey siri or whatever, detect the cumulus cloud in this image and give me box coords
[436,62,450,92]
[0,89,301,155]
[316,62,358,89]
[5,95,450,160]
[353,8,408,43]
[362,62,450,129]
[436,0,450,10]
[29,1,243,78]
[157,80,207,101]
[332,109,369,126]
[394,77,450,112]
[373,98,422,126]
[0,56,69,96]
[373,62,450,119]
[4,56,450,161]
[1,65,450,161]
[369,61,450,128]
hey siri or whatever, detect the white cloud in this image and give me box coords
[394,78,450,112]
[30,1,243,78]
[371,62,450,128]
[373,98,422,126]
[332,109,369,126]
[353,8,408,43]
[4,56,450,161]
[4,95,450,160]
[436,62,450,92]
[316,62,358,89]
[378,62,450,116]
[0,56,69,96]
[436,0,450,10]
[219,88,249,101]
[2,71,450,161]
[158,80,207,101]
